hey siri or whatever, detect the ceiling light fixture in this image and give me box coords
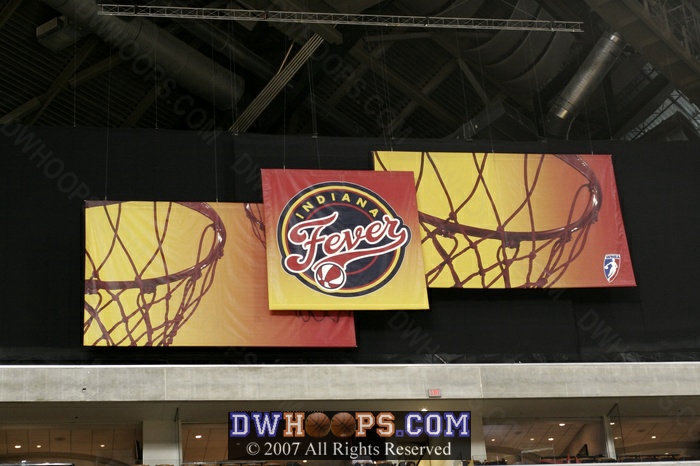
[14,445,21,449]
[651,435,657,439]
[548,438,554,441]
[559,423,566,426]
[195,434,203,439]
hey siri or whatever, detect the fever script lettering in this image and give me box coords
[283,212,409,275]
[274,180,413,297]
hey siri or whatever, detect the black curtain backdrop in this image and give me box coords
[1,125,697,364]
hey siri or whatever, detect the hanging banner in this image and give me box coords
[261,169,429,310]
[374,151,636,289]
[84,201,356,347]
[228,410,471,461]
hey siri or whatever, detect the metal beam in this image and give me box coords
[326,41,391,107]
[430,33,500,108]
[69,54,123,88]
[121,85,157,128]
[456,58,489,105]
[388,59,458,134]
[1,37,99,125]
[230,33,326,133]
[27,36,99,125]
[348,43,462,128]
[97,4,584,32]
[0,0,22,30]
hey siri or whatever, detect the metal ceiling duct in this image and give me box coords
[40,0,244,109]
[401,0,487,17]
[545,31,626,139]
[463,0,574,108]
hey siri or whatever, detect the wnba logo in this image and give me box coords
[277,181,410,296]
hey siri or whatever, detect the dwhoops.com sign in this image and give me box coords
[228,411,471,461]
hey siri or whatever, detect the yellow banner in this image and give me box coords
[374,151,636,288]
[262,169,429,310]
[84,201,356,346]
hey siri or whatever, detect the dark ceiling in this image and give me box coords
[1,0,700,142]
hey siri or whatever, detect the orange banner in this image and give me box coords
[262,169,429,310]
[84,201,356,346]
[374,151,636,289]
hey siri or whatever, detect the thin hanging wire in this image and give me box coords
[526,31,547,141]
[227,18,238,125]
[72,2,78,128]
[599,67,615,141]
[364,24,390,151]
[574,8,603,152]
[225,14,241,136]
[376,2,395,149]
[473,29,495,153]
[500,0,553,142]
[154,27,159,130]
[282,32,290,169]
[586,7,615,141]
[454,29,471,140]
[283,72,287,169]
[305,30,322,169]
[225,18,240,199]
[571,28,595,154]
[209,19,219,202]
[659,15,682,138]
[104,53,112,200]
[306,55,319,141]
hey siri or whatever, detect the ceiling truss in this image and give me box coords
[97,4,585,33]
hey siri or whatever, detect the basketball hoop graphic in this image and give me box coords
[84,201,226,346]
[243,202,353,323]
[375,151,603,288]
[244,202,266,248]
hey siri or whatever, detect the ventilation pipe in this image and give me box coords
[40,0,244,109]
[545,31,626,139]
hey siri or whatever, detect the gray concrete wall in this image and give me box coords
[0,362,698,402]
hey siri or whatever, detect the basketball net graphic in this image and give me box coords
[84,201,226,346]
[375,152,602,288]
[245,202,350,322]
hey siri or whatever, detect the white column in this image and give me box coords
[470,414,487,462]
[602,415,617,460]
[421,413,486,466]
[143,419,182,466]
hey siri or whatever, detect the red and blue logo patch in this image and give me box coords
[603,253,621,283]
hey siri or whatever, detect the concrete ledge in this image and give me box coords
[0,362,698,403]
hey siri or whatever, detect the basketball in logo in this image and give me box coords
[330,412,356,437]
[305,412,331,438]
[315,263,347,291]
[277,181,411,297]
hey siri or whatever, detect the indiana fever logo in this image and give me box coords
[277,181,411,296]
